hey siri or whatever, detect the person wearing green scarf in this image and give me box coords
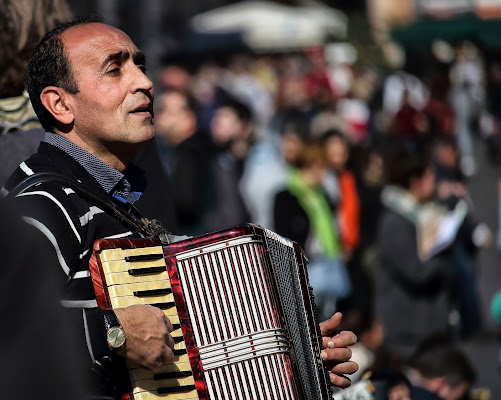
[287,167,341,259]
[273,142,350,320]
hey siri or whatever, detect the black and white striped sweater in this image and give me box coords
[3,140,146,396]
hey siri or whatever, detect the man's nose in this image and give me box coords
[131,64,153,95]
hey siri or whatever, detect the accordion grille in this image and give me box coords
[265,230,324,400]
[175,240,300,400]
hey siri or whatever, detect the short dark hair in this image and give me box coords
[219,95,253,124]
[408,335,476,388]
[280,109,311,141]
[27,16,102,131]
[385,145,431,189]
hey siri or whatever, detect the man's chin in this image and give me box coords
[136,123,155,140]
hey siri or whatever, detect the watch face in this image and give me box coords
[108,326,126,349]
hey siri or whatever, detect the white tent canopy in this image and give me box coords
[191,1,347,52]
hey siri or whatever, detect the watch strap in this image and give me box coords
[103,309,120,331]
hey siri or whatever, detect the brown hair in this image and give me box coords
[0,0,71,98]
[297,141,326,170]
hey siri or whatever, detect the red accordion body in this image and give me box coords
[89,224,330,400]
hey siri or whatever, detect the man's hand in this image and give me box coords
[319,312,358,389]
[114,304,175,372]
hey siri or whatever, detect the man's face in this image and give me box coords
[61,23,154,161]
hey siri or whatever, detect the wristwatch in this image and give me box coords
[103,309,126,350]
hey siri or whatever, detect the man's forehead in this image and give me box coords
[61,23,139,63]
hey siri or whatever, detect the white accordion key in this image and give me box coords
[95,246,199,400]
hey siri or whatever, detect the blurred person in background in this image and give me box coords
[335,367,412,400]
[272,71,316,132]
[405,336,476,400]
[377,146,452,366]
[391,89,430,148]
[273,141,350,321]
[202,95,253,233]
[353,146,386,317]
[240,108,312,228]
[0,0,70,186]
[303,46,336,109]
[222,54,276,134]
[433,138,491,339]
[191,61,226,134]
[152,89,212,234]
[323,129,360,263]
[449,42,486,177]
[156,64,192,93]
[323,130,370,319]
[422,71,455,139]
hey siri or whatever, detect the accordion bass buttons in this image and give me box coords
[97,246,198,400]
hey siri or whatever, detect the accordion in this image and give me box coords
[90,224,331,400]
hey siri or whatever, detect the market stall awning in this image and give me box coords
[391,13,501,50]
[191,1,347,52]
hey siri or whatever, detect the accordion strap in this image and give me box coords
[5,172,174,244]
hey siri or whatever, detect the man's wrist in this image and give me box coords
[103,309,126,350]
[103,309,120,330]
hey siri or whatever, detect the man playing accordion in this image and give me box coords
[2,17,357,399]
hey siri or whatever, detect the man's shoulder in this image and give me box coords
[380,207,413,227]
[3,145,97,221]
[378,208,416,247]
[4,155,52,193]
[4,142,96,194]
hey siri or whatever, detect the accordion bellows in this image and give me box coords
[90,224,331,400]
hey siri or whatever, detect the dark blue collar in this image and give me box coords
[44,131,146,205]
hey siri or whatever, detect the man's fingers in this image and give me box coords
[162,315,175,351]
[319,312,342,337]
[329,373,352,389]
[322,330,357,349]
[328,361,359,376]
[162,345,175,365]
[165,331,175,350]
[321,347,352,363]
[163,314,173,333]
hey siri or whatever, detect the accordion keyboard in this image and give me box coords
[98,246,199,400]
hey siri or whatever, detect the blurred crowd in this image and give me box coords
[1,1,501,399]
[141,42,497,399]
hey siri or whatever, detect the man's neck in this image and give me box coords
[52,130,129,172]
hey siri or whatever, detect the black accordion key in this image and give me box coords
[173,348,187,356]
[150,302,176,310]
[125,253,164,262]
[133,288,172,297]
[157,384,197,395]
[127,266,165,275]
[154,371,192,380]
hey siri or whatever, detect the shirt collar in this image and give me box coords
[44,131,146,204]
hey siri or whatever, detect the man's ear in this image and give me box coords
[40,86,74,125]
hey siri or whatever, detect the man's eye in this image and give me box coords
[137,64,147,73]
[107,68,120,76]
